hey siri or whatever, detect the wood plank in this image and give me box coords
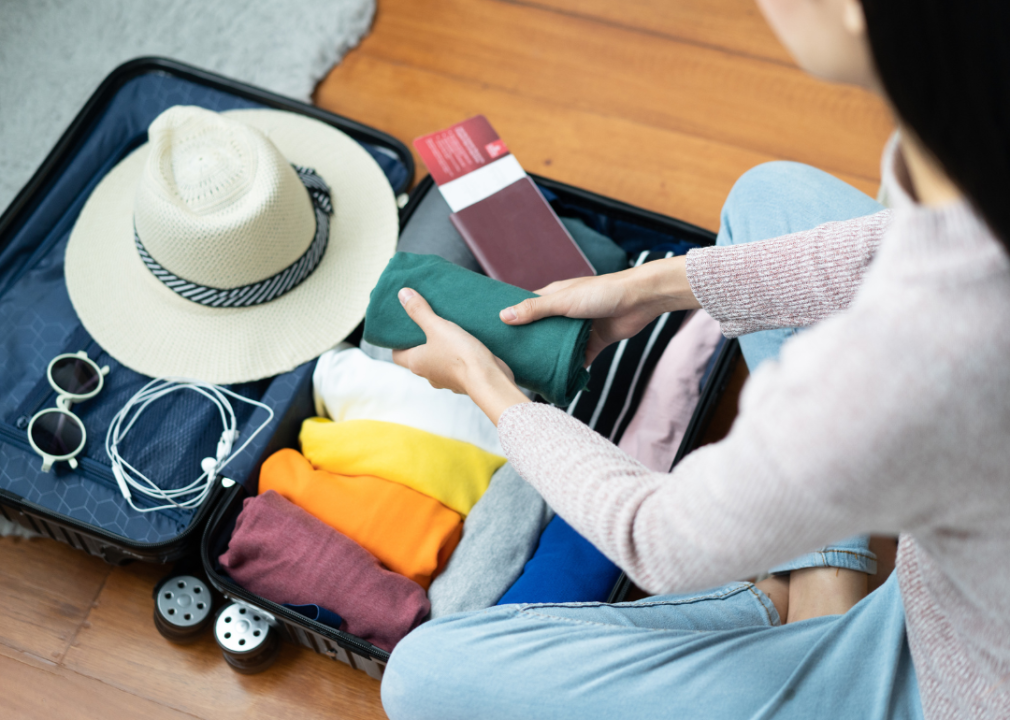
[357,0,892,182]
[519,0,794,64]
[316,53,879,233]
[63,563,387,720]
[0,536,110,662]
[0,646,196,720]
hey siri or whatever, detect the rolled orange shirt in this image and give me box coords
[259,449,463,590]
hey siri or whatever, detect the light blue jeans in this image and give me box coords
[382,163,922,720]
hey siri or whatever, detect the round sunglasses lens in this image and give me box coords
[50,357,100,396]
[30,411,84,458]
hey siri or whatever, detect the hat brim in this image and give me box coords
[65,109,399,384]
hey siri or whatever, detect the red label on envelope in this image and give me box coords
[413,115,510,185]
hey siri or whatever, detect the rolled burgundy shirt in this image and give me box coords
[219,490,429,652]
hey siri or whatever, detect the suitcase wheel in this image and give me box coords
[153,575,214,644]
[214,602,280,674]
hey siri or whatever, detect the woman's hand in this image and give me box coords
[499,256,701,365]
[392,288,530,424]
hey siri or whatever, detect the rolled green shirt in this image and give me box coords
[363,252,592,407]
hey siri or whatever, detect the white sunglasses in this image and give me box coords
[26,351,110,472]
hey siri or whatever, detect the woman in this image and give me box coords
[381,1,1010,718]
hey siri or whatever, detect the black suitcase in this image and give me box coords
[0,57,414,565]
[199,170,743,678]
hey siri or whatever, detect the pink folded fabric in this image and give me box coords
[219,490,429,652]
[618,310,723,471]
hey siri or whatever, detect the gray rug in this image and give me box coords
[0,0,375,538]
[0,0,375,213]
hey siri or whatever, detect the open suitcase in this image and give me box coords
[199,173,743,677]
[0,57,414,564]
[1,55,743,679]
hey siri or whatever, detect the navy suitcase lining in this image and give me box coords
[0,68,411,545]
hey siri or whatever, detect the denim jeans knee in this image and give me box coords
[382,607,520,720]
[769,534,878,575]
[382,620,437,719]
[717,160,883,252]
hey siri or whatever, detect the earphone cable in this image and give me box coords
[105,378,274,513]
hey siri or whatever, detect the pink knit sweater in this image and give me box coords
[498,139,1010,720]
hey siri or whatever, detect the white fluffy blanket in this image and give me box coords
[0,0,374,537]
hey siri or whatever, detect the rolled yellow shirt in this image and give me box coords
[299,418,507,516]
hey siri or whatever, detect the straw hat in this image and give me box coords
[65,105,398,384]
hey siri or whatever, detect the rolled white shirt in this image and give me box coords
[313,345,504,455]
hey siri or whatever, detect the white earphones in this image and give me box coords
[105,378,274,513]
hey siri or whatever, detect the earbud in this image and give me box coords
[216,429,239,461]
[104,379,274,514]
[201,456,218,481]
[112,462,132,500]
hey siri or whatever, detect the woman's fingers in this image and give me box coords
[393,346,447,390]
[501,279,582,326]
[532,277,579,296]
[398,287,441,335]
[491,354,516,383]
[394,288,496,394]
[395,288,442,372]
[584,327,609,367]
[391,347,414,370]
[500,294,564,325]
[502,274,625,326]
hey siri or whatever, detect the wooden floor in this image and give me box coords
[0,2,892,718]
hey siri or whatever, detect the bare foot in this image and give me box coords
[786,567,868,623]
[755,575,790,623]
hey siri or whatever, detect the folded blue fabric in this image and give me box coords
[497,515,623,605]
[283,602,345,631]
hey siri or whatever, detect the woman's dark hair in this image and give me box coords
[860,0,1010,245]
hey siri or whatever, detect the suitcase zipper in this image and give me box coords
[0,425,221,557]
[0,422,193,517]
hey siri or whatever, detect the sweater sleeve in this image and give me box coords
[496,300,939,594]
[498,402,830,594]
[686,210,892,338]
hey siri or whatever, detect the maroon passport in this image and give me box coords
[450,177,594,291]
[414,116,595,292]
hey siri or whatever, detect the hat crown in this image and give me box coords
[134,106,316,290]
[164,123,252,214]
